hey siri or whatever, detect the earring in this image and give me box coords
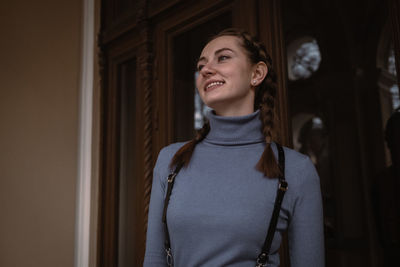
[253,80,257,85]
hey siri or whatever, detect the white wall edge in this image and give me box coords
[75,0,95,266]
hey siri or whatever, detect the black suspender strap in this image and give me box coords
[256,143,288,267]
[161,144,287,267]
[162,163,182,267]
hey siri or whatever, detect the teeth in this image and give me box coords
[206,81,224,89]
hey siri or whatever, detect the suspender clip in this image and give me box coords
[168,172,177,183]
[165,247,173,267]
[278,180,288,192]
[256,252,268,267]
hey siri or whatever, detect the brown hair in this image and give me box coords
[169,28,281,178]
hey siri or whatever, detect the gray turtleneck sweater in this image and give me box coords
[144,110,325,267]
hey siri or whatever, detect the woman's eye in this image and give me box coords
[197,65,204,71]
[218,55,229,62]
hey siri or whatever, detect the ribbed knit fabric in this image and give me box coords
[144,110,325,267]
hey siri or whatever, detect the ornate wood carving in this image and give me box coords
[137,17,154,242]
[135,3,156,264]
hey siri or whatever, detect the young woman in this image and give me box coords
[144,29,325,267]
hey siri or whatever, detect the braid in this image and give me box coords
[169,121,210,170]
[257,86,281,178]
[255,43,281,178]
[214,28,281,177]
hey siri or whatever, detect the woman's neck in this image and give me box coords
[211,95,255,117]
[214,106,255,117]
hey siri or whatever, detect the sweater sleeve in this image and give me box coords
[143,152,168,267]
[288,157,325,267]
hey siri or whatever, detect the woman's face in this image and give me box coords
[196,36,256,116]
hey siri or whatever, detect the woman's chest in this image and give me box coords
[166,166,289,241]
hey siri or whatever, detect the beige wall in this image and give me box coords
[0,0,82,266]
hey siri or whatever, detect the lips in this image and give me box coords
[204,80,225,92]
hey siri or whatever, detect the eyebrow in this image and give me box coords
[197,48,235,64]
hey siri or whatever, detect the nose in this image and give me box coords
[199,62,215,77]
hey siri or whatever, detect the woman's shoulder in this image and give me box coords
[153,141,188,174]
[280,145,311,168]
[279,145,319,188]
[157,141,188,160]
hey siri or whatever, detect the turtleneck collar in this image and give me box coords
[204,109,265,146]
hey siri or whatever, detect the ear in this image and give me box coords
[251,62,268,87]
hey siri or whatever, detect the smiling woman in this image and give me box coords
[144,29,325,267]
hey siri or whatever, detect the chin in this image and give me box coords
[201,94,227,107]
[205,103,229,115]
[202,99,222,111]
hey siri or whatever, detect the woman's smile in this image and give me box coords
[204,80,225,92]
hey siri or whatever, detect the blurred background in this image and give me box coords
[0,0,399,266]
